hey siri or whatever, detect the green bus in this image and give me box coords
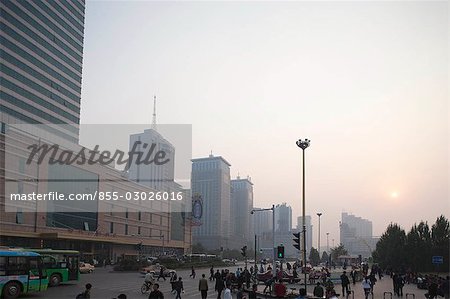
[27,249,80,287]
[0,250,48,299]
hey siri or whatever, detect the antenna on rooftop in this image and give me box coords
[151,95,157,131]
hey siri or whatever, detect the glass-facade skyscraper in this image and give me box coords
[1,0,85,142]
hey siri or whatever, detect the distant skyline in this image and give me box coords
[79,1,448,245]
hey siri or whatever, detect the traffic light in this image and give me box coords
[277,246,285,259]
[293,232,301,250]
[241,246,247,257]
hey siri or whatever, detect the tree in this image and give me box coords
[192,243,206,253]
[431,215,450,272]
[372,223,406,270]
[309,247,320,266]
[405,221,431,271]
[330,244,348,261]
[321,251,329,263]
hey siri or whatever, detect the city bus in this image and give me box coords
[27,249,80,287]
[0,250,48,299]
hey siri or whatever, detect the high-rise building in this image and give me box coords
[230,176,253,246]
[340,212,376,258]
[1,0,86,142]
[275,203,292,232]
[252,208,273,236]
[191,154,231,250]
[297,215,313,256]
[128,128,175,191]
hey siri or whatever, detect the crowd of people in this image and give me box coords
[74,262,449,299]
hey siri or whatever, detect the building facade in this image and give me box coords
[128,129,175,191]
[275,203,292,232]
[0,126,192,261]
[1,0,85,143]
[230,176,253,247]
[191,155,232,250]
[340,212,377,258]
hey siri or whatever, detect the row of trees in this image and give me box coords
[372,215,449,272]
[309,244,348,266]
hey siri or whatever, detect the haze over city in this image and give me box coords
[79,1,448,244]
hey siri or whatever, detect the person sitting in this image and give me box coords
[296,288,307,299]
[313,282,324,298]
[274,279,287,298]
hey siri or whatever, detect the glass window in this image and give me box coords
[125,224,128,235]
[110,222,114,234]
[16,208,24,224]
[0,257,6,275]
[7,257,28,275]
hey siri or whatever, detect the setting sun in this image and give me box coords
[390,192,399,198]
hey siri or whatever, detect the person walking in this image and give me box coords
[350,269,356,285]
[148,283,164,299]
[223,283,232,299]
[174,277,184,299]
[76,283,92,299]
[340,271,351,297]
[392,272,399,296]
[216,276,225,299]
[362,276,372,299]
[395,273,404,296]
[442,276,449,299]
[157,267,166,281]
[210,266,215,281]
[296,288,307,299]
[189,266,196,279]
[199,274,209,299]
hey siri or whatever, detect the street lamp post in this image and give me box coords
[296,138,310,292]
[317,213,322,256]
[326,232,330,253]
[251,205,276,278]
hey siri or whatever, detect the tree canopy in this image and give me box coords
[372,215,449,272]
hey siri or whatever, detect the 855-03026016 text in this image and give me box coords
[9,191,184,201]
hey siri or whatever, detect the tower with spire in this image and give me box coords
[152,95,157,131]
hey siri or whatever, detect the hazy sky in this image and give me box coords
[80,1,449,245]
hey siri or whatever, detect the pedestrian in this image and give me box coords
[274,279,287,298]
[190,266,196,279]
[214,269,221,281]
[362,276,371,299]
[223,283,232,299]
[442,276,449,299]
[313,282,324,298]
[170,272,178,293]
[340,271,351,296]
[157,267,166,281]
[216,276,225,299]
[296,288,307,299]
[350,269,356,285]
[210,266,215,281]
[148,283,164,299]
[236,285,244,299]
[174,277,184,299]
[395,273,404,296]
[426,281,438,299]
[369,272,377,294]
[199,274,209,299]
[76,283,92,299]
[248,284,258,299]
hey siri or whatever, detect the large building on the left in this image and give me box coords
[1,0,84,142]
[0,0,192,262]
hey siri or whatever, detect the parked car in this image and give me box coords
[140,264,176,276]
[79,262,95,273]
